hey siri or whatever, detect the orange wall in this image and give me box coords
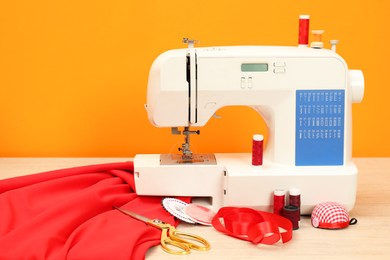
[0,0,388,157]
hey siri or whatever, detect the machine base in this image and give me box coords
[134,153,357,214]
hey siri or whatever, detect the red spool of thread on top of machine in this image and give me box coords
[298,14,310,47]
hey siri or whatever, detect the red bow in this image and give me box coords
[212,207,293,245]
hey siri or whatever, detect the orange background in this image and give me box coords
[0,0,388,157]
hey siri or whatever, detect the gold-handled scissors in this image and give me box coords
[114,206,211,255]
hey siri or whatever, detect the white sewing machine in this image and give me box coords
[134,42,364,214]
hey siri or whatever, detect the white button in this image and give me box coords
[274,68,286,73]
[241,77,246,88]
[274,62,286,67]
[248,77,253,88]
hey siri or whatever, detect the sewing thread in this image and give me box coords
[282,205,300,230]
[298,15,310,46]
[273,189,285,215]
[252,134,263,166]
[289,188,301,221]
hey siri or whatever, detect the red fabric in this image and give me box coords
[212,207,293,245]
[0,162,178,260]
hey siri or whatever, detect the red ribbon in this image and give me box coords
[212,207,293,245]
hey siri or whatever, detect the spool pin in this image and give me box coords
[330,40,340,52]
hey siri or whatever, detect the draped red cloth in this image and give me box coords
[0,161,178,260]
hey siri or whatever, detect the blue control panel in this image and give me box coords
[295,90,345,166]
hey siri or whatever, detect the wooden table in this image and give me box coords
[1,158,389,258]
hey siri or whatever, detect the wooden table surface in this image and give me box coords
[1,157,389,258]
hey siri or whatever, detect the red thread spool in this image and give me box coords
[282,205,300,230]
[273,189,286,215]
[252,134,263,166]
[289,188,301,220]
[298,15,310,47]
[289,188,301,208]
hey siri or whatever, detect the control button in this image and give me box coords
[248,77,253,88]
[274,62,286,67]
[273,68,286,74]
[241,77,246,89]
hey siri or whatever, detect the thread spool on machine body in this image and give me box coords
[310,30,325,49]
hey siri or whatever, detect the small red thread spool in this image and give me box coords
[289,188,301,220]
[273,189,285,215]
[289,188,301,208]
[282,205,300,230]
[298,15,310,47]
[252,134,263,166]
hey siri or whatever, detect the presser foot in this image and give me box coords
[160,153,217,165]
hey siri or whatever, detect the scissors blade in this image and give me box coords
[113,206,151,223]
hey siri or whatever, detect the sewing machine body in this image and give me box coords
[135,46,364,214]
[135,153,358,214]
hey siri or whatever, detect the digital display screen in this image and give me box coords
[241,63,268,72]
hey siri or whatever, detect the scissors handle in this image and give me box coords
[160,228,191,255]
[113,207,210,255]
[171,229,211,251]
[160,226,211,255]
